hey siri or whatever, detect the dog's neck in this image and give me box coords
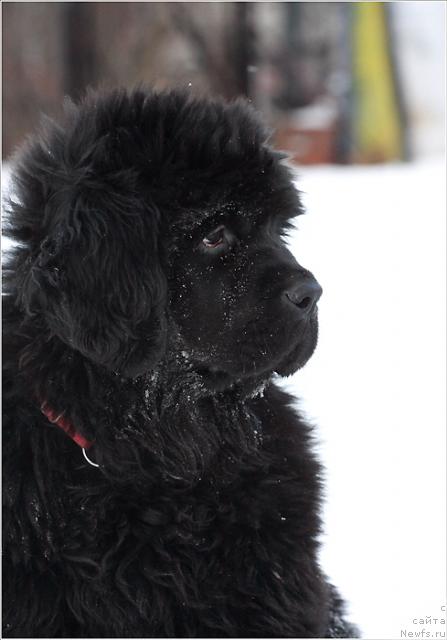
[11,317,271,485]
[83,349,269,486]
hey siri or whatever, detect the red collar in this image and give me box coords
[40,401,94,450]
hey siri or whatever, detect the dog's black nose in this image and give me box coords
[284,279,322,316]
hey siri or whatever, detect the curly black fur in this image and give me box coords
[2,87,359,638]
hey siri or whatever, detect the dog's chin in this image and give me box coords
[273,319,319,377]
[273,345,313,377]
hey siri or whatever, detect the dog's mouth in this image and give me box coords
[192,316,319,389]
[172,307,319,393]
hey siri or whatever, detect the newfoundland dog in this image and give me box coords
[2,88,358,638]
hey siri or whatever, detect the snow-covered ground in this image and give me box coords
[2,158,446,639]
[283,158,446,639]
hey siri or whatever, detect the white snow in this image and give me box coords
[2,157,446,638]
[281,157,446,639]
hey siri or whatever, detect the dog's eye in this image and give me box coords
[201,226,226,249]
[198,225,237,254]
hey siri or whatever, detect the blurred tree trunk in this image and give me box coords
[231,3,255,97]
[61,3,98,98]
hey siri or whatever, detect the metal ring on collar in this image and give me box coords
[82,447,100,468]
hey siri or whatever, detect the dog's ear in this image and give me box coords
[20,188,167,378]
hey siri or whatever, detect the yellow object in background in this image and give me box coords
[352,2,404,162]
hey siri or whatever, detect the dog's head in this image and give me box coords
[7,88,321,382]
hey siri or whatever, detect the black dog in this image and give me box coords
[3,88,358,638]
